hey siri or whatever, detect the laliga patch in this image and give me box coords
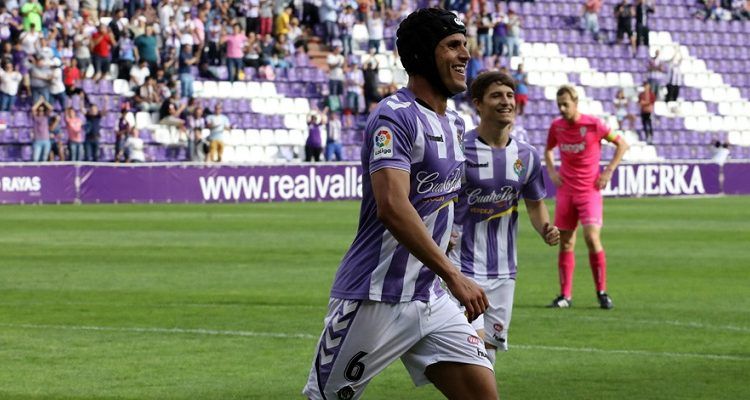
[373,126,394,160]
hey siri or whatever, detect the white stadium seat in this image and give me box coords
[246,81,261,98]
[230,81,247,98]
[246,129,261,146]
[217,81,233,98]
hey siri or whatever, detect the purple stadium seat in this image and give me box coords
[99,79,114,94]
[139,130,152,143]
[276,82,290,96]
[82,79,96,94]
[300,67,313,82]
[286,67,300,82]
[21,145,31,160]
[713,132,728,143]
[223,99,237,113]
[256,114,272,129]
[242,113,256,128]
[102,114,116,129]
[270,114,284,129]
[227,113,240,126]
[215,67,228,81]
[243,67,256,81]
[1,129,15,143]
[236,99,251,113]
[203,98,219,110]
[12,113,29,128]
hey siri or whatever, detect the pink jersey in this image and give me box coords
[546,114,619,194]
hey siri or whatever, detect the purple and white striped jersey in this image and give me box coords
[330,88,465,303]
[451,129,546,280]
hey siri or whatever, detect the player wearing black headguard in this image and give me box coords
[302,7,499,400]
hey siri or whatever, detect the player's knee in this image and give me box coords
[583,234,601,250]
[560,235,576,251]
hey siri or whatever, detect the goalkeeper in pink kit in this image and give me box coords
[545,85,629,309]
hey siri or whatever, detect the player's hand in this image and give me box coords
[542,222,560,246]
[596,169,613,189]
[549,170,562,187]
[445,273,488,322]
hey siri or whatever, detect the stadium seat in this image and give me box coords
[135,112,155,129]
[288,129,305,146]
[251,98,267,114]
[260,82,278,98]
[246,129,261,146]
[378,69,393,84]
[293,98,310,114]
[259,129,274,146]
[273,129,290,145]
[246,81,261,98]
[249,146,266,162]
[201,81,219,98]
[230,82,247,99]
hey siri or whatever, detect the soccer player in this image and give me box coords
[449,71,560,365]
[303,8,498,400]
[545,85,629,309]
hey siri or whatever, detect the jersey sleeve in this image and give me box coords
[545,123,558,150]
[598,117,619,143]
[366,111,414,175]
[522,147,547,201]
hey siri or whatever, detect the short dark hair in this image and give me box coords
[470,71,516,102]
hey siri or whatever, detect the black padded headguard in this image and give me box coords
[396,8,466,97]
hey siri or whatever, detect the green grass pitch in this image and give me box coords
[0,196,748,399]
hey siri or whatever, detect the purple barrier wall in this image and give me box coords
[79,164,363,203]
[0,162,746,204]
[0,164,77,204]
[543,163,722,198]
[723,162,750,195]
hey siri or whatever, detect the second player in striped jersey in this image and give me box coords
[449,71,560,365]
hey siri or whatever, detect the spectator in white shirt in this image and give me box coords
[326,43,345,95]
[125,129,146,162]
[130,59,151,89]
[0,61,22,111]
[49,58,67,110]
[325,111,342,161]
[366,7,385,52]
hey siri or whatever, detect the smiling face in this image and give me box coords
[474,82,516,125]
[434,33,470,95]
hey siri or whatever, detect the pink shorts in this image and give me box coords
[554,190,603,230]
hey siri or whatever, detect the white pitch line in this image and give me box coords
[2,302,747,333]
[1,323,747,362]
[0,323,317,340]
[531,314,750,333]
[512,344,748,361]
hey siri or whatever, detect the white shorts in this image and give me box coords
[302,293,493,400]
[456,278,516,351]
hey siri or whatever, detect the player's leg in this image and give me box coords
[303,299,421,400]
[550,192,577,307]
[580,192,613,309]
[425,362,498,400]
[402,294,496,399]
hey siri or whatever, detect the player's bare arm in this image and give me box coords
[596,136,630,189]
[524,198,560,246]
[371,168,488,321]
[544,148,562,187]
